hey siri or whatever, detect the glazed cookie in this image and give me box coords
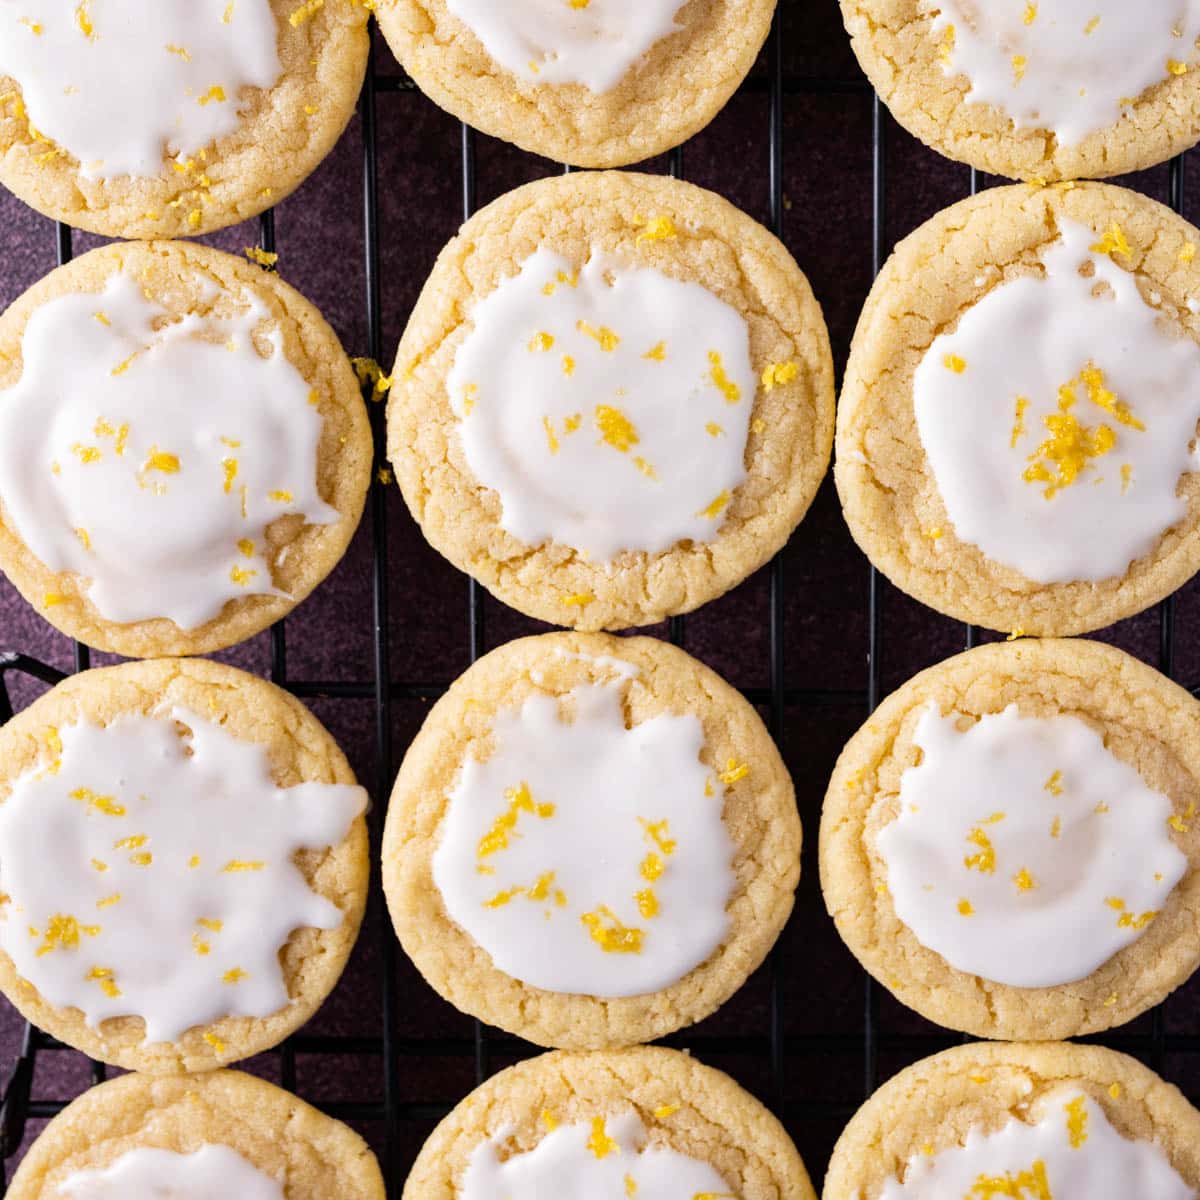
[403,1046,816,1200]
[0,0,368,238]
[0,240,372,658]
[0,658,370,1073]
[825,1042,1200,1197]
[388,171,834,631]
[820,639,1200,1041]
[837,181,1200,636]
[842,0,1200,182]
[8,1069,385,1198]
[374,1,775,168]
[383,631,799,1049]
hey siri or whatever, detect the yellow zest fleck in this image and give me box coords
[1044,770,1064,796]
[1168,58,1189,76]
[1065,1096,1088,1148]
[188,855,201,869]
[229,564,257,587]
[1182,242,1197,265]
[529,331,555,353]
[75,2,94,37]
[562,592,593,607]
[697,490,730,520]
[540,1108,559,1131]
[1079,364,1144,429]
[87,966,121,998]
[640,853,664,882]
[74,527,91,552]
[187,208,202,228]
[114,424,129,456]
[577,320,620,352]
[144,446,180,475]
[1121,463,1133,494]
[69,787,125,817]
[376,465,394,486]
[718,758,749,785]
[654,1104,680,1119]
[564,413,582,434]
[635,888,659,919]
[957,899,974,917]
[561,355,576,377]
[44,591,69,607]
[90,858,108,872]
[244,246,278,268]
[587,1117,619,1159]
[198,918,223,932]
[582,906,644,953]
[36,914,99,957]
[1091,223,1131,258]
[1084,15,1100,33]
[20,17,43,34]
[1013,867,1036,892]
[222,859,265,873]
[303,104,316,114]
[1012,54,1027,82]
[237,538,255,559]
[1023,2,1037,23]
[970,1161,1052,1198]
[595,404,639,452]
[705,421,725,438]
[192,932,211,956]
[625,1176,637,1198]
[484,871,558,909]
[543,416,560,455]
[1011,395,1029,448]
[92,310,111,327]
[222,967,248,984]
[1023,379,1116,498]
[204,1031,226,1053]
[1168,801,1195,833]
[639,818,676,856]
[939,23,955,64]
[643,341,667,362]
[218,457,238,496]
[288,0,323,25]
[72,443,101,464]
[478,781,555,859]
[197,85,227,106]
[165,42,190,60]
[96,893,121,909]
[964,828,996,873]
[350,356,394,400]
[632,455,657,480]
[761,360,799,392]
[1109,1082,1122,1099]
[943,353,966,374]
[268,490,294,503]
[708,351,741,402]
[636,215,677,243]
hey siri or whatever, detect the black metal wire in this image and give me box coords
[1,12,1198,1196]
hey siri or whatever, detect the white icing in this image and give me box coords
[460,1112,733,1200]
[881,1087,1194,1198]
[0,0,280,179]
[447,247,755,561]
[433,665,735,997]
[913,220,1200,584]
[877,704,1188,990]
[58,1144,283,1199]
[445,0,682,93]
[930,0,1200,147]
[0,708,366,1043]
[0,271,338,631]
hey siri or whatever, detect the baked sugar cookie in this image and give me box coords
[820,639,1200,1041]
[388,171,834,631]
[374,1,776,168]
[8,1069,384,1199]
[0,658,369,1073]
[383,632,799,1049]
[842,0,1200,182]
[837,181,1200,636]
[826,1042,1200,1198]
[0,240,371,658]
[0,0,368,239]
[403,1046,816,1200]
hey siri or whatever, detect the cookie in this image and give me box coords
[388,170,834,631]
[403,1045,816,1200]
[383,632,799,1048]
[820,638,1200,1041]
[373,0,775,168]
[825,1042,1200,1198]
[0,239,372,658]
[8,1068,385,1199]
[0,657,370,1073]
[0,0,368,239]
[841,0,1200,182]
[837,180,1200,636]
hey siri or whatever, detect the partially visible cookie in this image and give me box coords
[0,239,372,658]
[841,0,1200,182]
[825,1042,1200,1198]
[388,170,834,631]
[0,0,368,238]
[837,181,1200,636]
[374,0,776,168]
[403,1046,816,1200]
[8,1069,385,1199]
[820,638,1200,1041]
[383,631,800,1049]
[0,658,370,1073]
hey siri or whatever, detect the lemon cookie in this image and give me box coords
[0,240,371,658]
[388,171,834,631]
[374,0,776,168]
[0,0,368,239]
[0,657,369,1074]
[403,1045,816,1200]
[825,1042,1200,1198]
[383,631,799,1049]
[8,1069,385,1199]
[837,181,1200,636]
[820,638,1200,1041]
[842,0,1200,182]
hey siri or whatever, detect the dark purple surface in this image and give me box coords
[2,1,1200,1192]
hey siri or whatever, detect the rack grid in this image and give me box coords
[0,8,1198,1196]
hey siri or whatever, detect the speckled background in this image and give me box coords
[1,1,1199,1194]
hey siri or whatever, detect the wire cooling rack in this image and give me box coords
[1,7,1200,1196]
